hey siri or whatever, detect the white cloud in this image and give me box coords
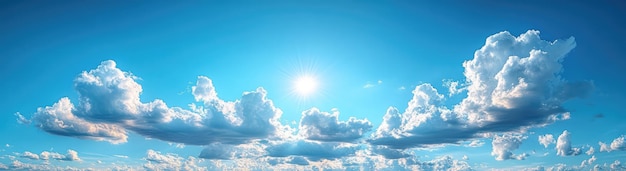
[40,151,64,160]
[25,61,286,146]
[580,155,597,168]
[608,136,626,151]
[456,30,591,128]
[18,30,595,167]
[20,151,39,160]
[491,134,528,160]
[192,76,219,102]
[370,84,475,149]
[586,146,595,155]
[599,135,626,152]
[17,150,79,161]
[363,80,383,88]
[127,76,286,145]
[299,108,372,142]
[64,149,80,161]
[10,160,42,170]
[144,149,205,171]
[538,134,555,148]
[611,160,623,170]
[14,112,31,124]
[599,142,610,152]
[561,112,571,120]
[145,149,181,166]
[31,97,128,144]
[556,130,582,156]
[369,30,592,149]
[443,79,466,96]
[113,155,129,158]
[341,152,471,171]
[467,140,485,147]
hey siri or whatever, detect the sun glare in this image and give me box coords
[294,76,318,96]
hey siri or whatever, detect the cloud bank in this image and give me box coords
[18,30,593,168]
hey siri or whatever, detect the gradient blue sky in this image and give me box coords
[1,1,625,170]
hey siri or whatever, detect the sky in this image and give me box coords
[1,1,625,170]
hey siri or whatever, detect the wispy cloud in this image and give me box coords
[363,80,382,88]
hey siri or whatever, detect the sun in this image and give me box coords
[294,75,318,97]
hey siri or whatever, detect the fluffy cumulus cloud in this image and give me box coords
[599,135,626,152]
[580,155,597,168]
[555,130,582,156]
[370,84,476,148]
[30,97,128,144]
[457,30,591,129]
[40,151,65,161]
[491,134,529,160]
[298,108,372,142]
[22,60,285,146]
[370,30,592,149]
[64,150,80,161]
[17,150,80,161]
[19,151,39,160]
[538,134,555,148]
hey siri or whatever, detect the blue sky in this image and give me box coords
[1,1,625,170]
